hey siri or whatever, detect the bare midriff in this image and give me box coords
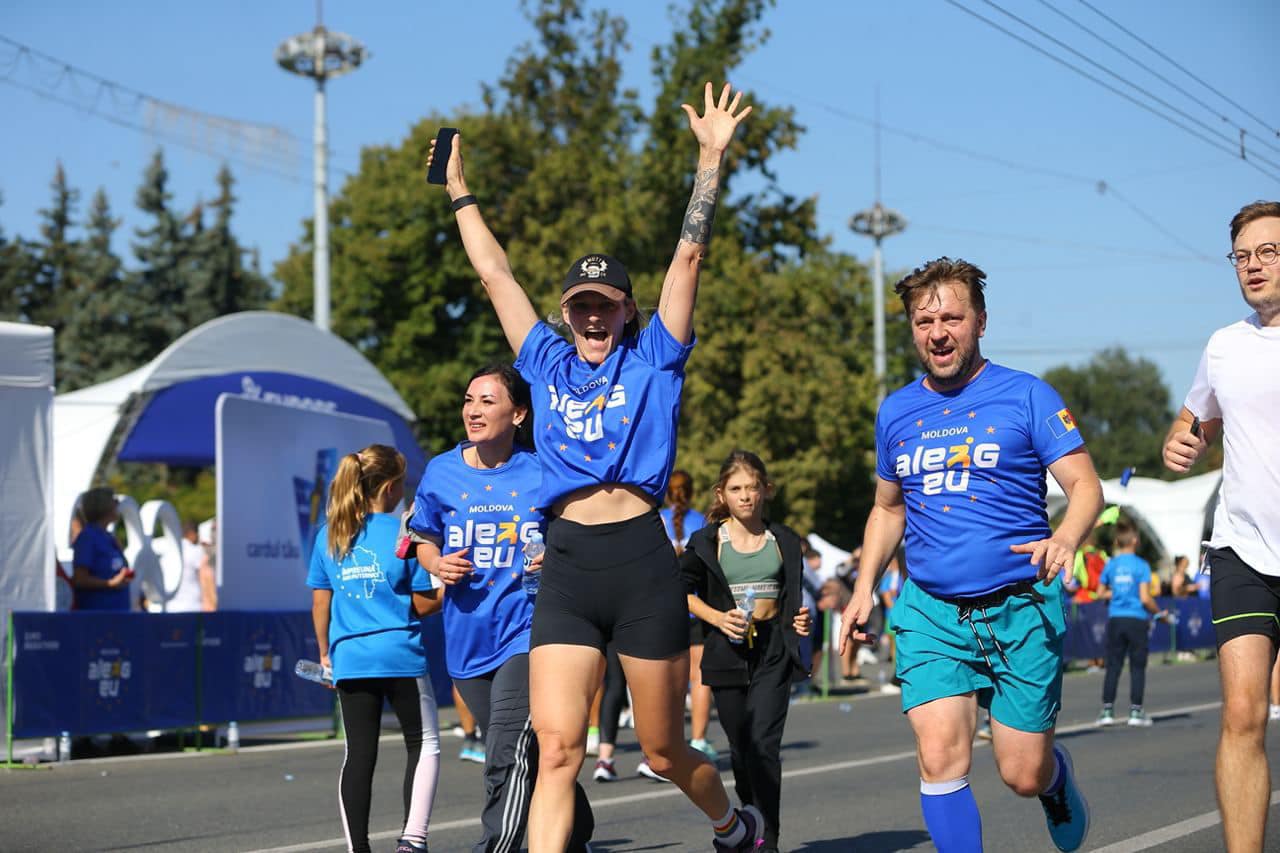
[753,600,781,621]
[552,483,655,525]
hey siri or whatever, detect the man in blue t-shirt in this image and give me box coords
[838,257,1103,853]
[1095,522,1162,728]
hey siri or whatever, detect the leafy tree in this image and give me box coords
[275,0,899,544]
[1042,347,1187,480]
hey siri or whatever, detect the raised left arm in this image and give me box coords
[659,82,752,344]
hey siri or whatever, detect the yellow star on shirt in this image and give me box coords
[510,490,519,497]
[485,484,493,492]
[918,501,926,509]
[584,454,592,462]
[968,410,977,419]
[970,495,978,502]
[943,505,951,512]
[559,444,568,452]
[460,492,469,500]
[621,416,630,425]
[943,408,952,416]
[986,426,996,434]
[529,506,537,513]
[608,442,616,450]
[916,419,924,427]
[449,510,456,517]
[899,440,906,447]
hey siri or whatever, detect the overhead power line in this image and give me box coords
[940,0,1280,182]
[1073,0,1280,142]
[1033,0,1280,159]
[0,34,304,182]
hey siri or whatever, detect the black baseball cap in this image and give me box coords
[560,253,632,304]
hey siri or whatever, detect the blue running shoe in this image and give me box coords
[394,839,427,853]
[1038,744,1089,852]
[712,805,765,851]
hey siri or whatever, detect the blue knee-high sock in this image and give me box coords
[920,777,983,853]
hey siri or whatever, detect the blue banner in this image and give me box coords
[199,611,331,723]
[1062,597,1215,661]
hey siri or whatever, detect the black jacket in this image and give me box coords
[679,520,810,687]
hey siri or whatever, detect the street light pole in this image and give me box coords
[850,202,907,404]
[276,8,366,332]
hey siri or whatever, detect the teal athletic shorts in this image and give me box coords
[892,576,1066,733]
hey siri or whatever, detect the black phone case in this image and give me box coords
[426,127,458,184]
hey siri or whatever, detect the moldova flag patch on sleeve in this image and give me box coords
[1046,407,1077,438]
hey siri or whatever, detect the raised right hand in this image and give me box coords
[1163,428,1205,473]
[838,591,877,656]
[434,547,474,585]
[426,133,467,198]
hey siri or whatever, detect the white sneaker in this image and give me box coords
[592,758,618,782]
[585,728,600,756]
[618,708,634,729]
[636,759,670,783]
[1127,708,1153,728]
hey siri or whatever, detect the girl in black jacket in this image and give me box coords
[680,450,812,853]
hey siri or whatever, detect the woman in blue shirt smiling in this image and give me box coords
[308,444,441,853]
[427,83,762,852]
[410,364,594,853]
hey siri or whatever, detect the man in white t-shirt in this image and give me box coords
[1164,199,1280,853]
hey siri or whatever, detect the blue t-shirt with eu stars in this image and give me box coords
[72,525,131,611]
[1100,552,1152,621]
[875,361,1085,598]
[514,316,695,510]
[409,443,543,680]
[306,513,432,684]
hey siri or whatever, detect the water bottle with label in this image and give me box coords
[295,659,333,686]
[522,532,545,596]
[59,731,72,764]
[729,589,756,645]
[226,720,240,753]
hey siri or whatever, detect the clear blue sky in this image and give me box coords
[3,0,1277,398]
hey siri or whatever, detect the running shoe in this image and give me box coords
[1096,707,1115,727]
[449,725,468,739]
[636,759,670,783]
[585,727,600,756]
[711,804,765,851]
[592,758,618,782]
[1127,708,1153,728]
[1038,743,1090,852]
[975,721,993,741]
[459,737,485,764]
[690,738,719,761]
[618,707,634,729]
[395,839,428,853]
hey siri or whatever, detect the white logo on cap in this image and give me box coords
[580,257,608,279]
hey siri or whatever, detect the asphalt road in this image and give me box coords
[7,659,1280,852]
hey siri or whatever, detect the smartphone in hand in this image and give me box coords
[426,127,458,185]
[1189,416,1201,438]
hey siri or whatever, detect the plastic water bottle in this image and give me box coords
[59,731,71,764]
[226,720,240,753]
[295,659,333,685]
[522,532,545,596]
[729,589,756,645]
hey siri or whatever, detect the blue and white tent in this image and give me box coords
[53,311,424,554]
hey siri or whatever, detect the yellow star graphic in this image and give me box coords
[449,510,456,517]
[899,440,906,447]
[529,506,536,513]
[510,490,518,497]
[943,505,951,512]
[970,495,978,502]
[986,426,996,434]
[485,484,493,492]
[511,572,519,580]
[918,501,926,509]
[968,410,977,419]
[584,454,592,462]
[916,419,924,427]
[943,408,951,415]
[621,416,630,425]
[461,492,469,500]
[608,442,616,450]
[559,444,568,451]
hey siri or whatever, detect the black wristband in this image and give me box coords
[450,194,477,212]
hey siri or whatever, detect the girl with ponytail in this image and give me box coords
[307,443,442,853]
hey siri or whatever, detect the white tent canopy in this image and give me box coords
[1046,471,1221,569]
[52,311,418,553]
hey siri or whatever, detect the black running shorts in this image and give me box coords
[530,509,691,660]
[1209,547,1280,647]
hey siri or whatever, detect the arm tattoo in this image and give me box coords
[680,166,721,245]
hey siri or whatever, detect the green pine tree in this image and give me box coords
[128,150,191,361]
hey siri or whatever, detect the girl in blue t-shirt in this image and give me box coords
[307,444,441,853]
[409,364,594,852]
[426,83,765,851]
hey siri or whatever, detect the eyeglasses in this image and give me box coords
[1226,242,1279,268]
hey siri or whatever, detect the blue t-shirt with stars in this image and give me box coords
[514,316,695,509]
[875,361,1085,598]
[409,443,542,679]
[306,513,432,684]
